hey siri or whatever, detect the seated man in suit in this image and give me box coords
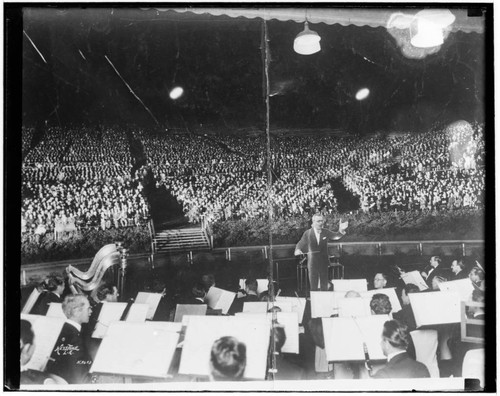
[370,294,392,315]
[450,258,469,281]
[20,319,56,385]
[228,278,259,315]
[181,281,207,305]
[373,320,430,379]
[209,336,246,381]
[421,256,447,288]
[31,273,66,315]
[45,294,93,384]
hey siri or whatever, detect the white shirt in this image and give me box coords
[314,229,321,244]
[66,319,82,333]
[387,350,406,362]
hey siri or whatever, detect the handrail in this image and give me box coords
[212,240,484,252]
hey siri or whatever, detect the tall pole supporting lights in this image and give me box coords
[294,19,321,55]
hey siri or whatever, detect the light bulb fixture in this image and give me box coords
[294,21,321,55]
[410,9,456,48]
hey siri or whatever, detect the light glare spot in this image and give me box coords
[355,88,370,100]
[170,86,184,100]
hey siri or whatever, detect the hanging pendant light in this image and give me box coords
[294,21,321,55]
[410,9,456,48]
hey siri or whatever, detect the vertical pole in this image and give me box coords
[119,248,128,302]
[262,19,277,380]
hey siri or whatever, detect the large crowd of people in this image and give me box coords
[21,127,150,240]
[21,122,485,240]
[134,122,485,225]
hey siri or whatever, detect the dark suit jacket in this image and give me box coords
[46,322,92,384]
[32,292,62,316]
[273,355,305,381]
[295,228,342,269]
[373,352,430,379]
[393,305,417,332]
[450,270,469,281]
[181,297,205,305]
[228,293,259,315]
[425,265,449,287]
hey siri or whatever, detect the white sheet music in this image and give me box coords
[236,311,299,354]
[125,303,149,322]
[438,279,474,301]
[310,291,337,318]
[275,297,306,323]
[361,287,402,312]
[22,288,41,314]
[322,315,389,361]
[174,304,208,322]
[178,315,270,379]
[239,279,269,295]
[242,302,268,313]
[331,279,368,292]
[205,287,236,315]
[135,292,163,320]
[92,302,127,338]
[409,291,461,326]
[45,303,66,318]
[90,321,180,378]
[401,271,429,291]
[337,297,372,317]
[21,314,65,372]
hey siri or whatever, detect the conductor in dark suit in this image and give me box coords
[294,214,348,291]
[46,294,93,384]
[373,320,430,379]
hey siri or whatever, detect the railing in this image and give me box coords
[20,239,484,286]
[148,218,157,254]
[213,240,484,261]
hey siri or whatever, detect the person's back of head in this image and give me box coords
[370,293,392,315]
[201,274,216,292]
[272,324,287,353]
[191,281,207,299]
[42,272,65,294]
[245,278,258,294]
[21,319,35,366]
[210,336,246,381]
[381,319,409,355]
[345,290,361,298]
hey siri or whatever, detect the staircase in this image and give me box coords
[154,227,211,254]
